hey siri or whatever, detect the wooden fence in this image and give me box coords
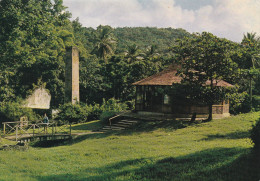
[1,121,72,142]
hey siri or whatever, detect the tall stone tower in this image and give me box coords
[65,46,80,104]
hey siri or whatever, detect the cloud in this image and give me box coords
[63,0,260,42]
[190,0,260,42]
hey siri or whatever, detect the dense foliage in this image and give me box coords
[172,32,260,116]
[172,32,238,120]
[56,103,89,124]
[114,27,191,53]
[0,0,75,107]
[0,100,38,123]
[56,98,128,124]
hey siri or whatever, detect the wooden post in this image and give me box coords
[69,123,72,135]
[3,123,6,135]
[135,86,137,112]
[20,124,22,135]
[33,124,35,139]
[52,123,54,140]
[16,125,18,142]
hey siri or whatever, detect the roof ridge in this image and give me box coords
[133,64,233,87]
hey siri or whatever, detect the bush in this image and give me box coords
[98,98,128,123]
[99,111,117,123]
[99,98,128,112]
[0,100,38,124]
[250,119,260,150]
[56,103,88,124]
[229,92,251,114]
[56,98,129,124]
[83,98,129,123]
[86,103,102,121]
[252,95,260,111]
[125,99,135,110]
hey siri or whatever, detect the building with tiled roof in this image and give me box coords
[133,64,233,118]
[133,64,233,87]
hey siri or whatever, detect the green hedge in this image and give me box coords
[56,98,128,124]
[56,103,89,124]
[0,101,38,124]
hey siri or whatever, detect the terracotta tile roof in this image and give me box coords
[133,64,233,87]
[205,80,233,87]
[132,66,181,86]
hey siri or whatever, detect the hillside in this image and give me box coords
[0,112,259,180]
[114,27,191,52]
[75,26,191,54]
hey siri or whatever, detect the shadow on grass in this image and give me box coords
[71,120,103,131]
[30,131,117,148]
[121,119,189,135]
[30,139,71,148]
[35,147,260,181]
[202,131,250,141]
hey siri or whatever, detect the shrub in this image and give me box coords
[125,99,135,110]
[229,92,251,114]
[99,111,117,123]
[86,103,102,121]
[56,98,129,124]
[56,103,88,124]
[81,98,129,123]
[250,119,260,150]
[100,98,128,113]
[0,100,38,124]
[98,98,128,123]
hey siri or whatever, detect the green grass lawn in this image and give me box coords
[0,112,259,181]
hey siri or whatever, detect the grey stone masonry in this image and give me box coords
[65,46,80,104]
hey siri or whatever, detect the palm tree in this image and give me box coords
[241,32,260,110]
[126,44,139,57]
[92,25,117,63]
[145,44,160,60]
[124,44,145,63]
[242,32,260,44]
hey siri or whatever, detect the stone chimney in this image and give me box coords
[65,46,80,104]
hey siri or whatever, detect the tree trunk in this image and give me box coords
[207,104,213,121]
[249,76,252,111]
[207,77,213,121]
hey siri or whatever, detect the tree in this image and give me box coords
[79,55,106,104]
[91,25,117,63]
[125,44,139,59]
[0,71,15,102]
[241,32,260,110]
[243,32,260,44]
[124,44,146,63]
[173,32,237,120]
[0,0,74,107]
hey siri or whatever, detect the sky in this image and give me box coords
[63,0,260,42]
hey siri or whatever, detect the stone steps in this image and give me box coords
[100,119,138,132]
